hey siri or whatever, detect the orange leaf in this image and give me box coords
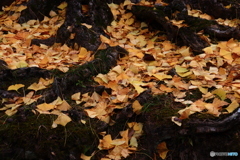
[132,100,143,115]
[219,48,232,60]
[37,103,55,111]
[98,134,114,150]
[79,47,89,59]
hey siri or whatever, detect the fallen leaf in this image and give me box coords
[7,84,25,91]
[212,88,226,100]
[98,134,114,150]
[226,100,239,113]
[52,113,72,128]
[79,47,89,59]
[37,103,55,111]
[175,65,188,73]
[28,82,47,91]
[5,108,18,116]
[130,81,146,94]
[16,5,27,12]
[153,74,172,81]
[58,2,68,10]
[132,100,143,114]
[171,116,182,126]
[56,100,71,111]
[157,142,169,159]
[71,92,81,100]
[129,137,138,147]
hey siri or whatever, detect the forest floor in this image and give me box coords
[0,0,240,160]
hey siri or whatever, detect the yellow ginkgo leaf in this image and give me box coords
[28,82,47,91]
[157,142,169,159]
[23,91,37,105]
[80,152,95,160]
[132,84,145,94]
[52,113,72,128]
[37,103,55,111]
[98,134,113,150]
[5,108,18,116]
[132,100,143,115]
[219,48,232,60]
[56,100,71,111]
[57,2,67,10]
[17,61,28,68]
[130,137,138,147]
[5,104,21,116]
[226,100,239,113]
[50,96,63,106]
[153,74,172,81]
[175,65,188,73]
[16,5,27,12]
[100,35,111,44]
[212,88,226,100]
[79,47,89,59]
[8,84,25,91]
[71,92,81,101]
[95,74,109,84]
[203,46,213,54]
[125,18,134,25]
[39,77,54,86]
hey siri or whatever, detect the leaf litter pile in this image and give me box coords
[1,0,240,159]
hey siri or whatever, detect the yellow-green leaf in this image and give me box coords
[57,2,67,10]
[175,65,188,73]
[212,88,226,100]
[226,100,239,113]
[153,74,172,81]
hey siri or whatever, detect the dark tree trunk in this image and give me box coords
[1,0,240,159]
[0,0,15,10]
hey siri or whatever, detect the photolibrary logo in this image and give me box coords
[210,151,238,157]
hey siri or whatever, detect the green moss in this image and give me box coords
[142,94,183,125]
[0,113,98,159]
